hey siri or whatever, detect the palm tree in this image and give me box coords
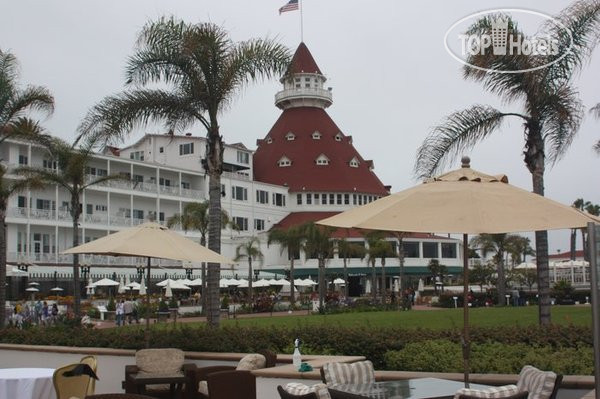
[300,222,335,310]
[470,233,523,305]
[365,232,392,301]
[234,237,263,302]
[427,259,447,294]
[0,49,54,328]
[415,2,600,325]
[469,261,495,293]
[336,238,366,298]
[167,201,231,314]
[505,236,535,266]
[592,103,600,153]
[267,226,304,306]
[19,137,123,316]
[78,17,290,327]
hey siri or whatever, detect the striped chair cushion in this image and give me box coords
[454,384,520,398]
[517,365,557,399]
[285,382,332,399]
[322,361,375,385]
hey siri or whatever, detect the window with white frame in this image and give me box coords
[232,186,248,201]
[273,193,286,207]
[43,159,57,170]
[312,131,322,140]
[278,156,292,167]
[349,157,360,168]
[315,154,329,165]
[132,209,144,220]
[237,151,250,164]
[306,193,312,205]
[296,193,302,205]
[266,137,273,144]
[285,132,295,141]
[95,204,107,212]
[18,155,28,165]
[130,151,144,161]
[233,216,248,231]
[256,189,269,204]
[181,181,190,190]
[179,142,194,155]
[254,219,265,231]
[159,178,171,187]
[335,133,343,142]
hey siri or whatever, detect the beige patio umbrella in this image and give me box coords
[318,157,598,386]
[64,222,234,344]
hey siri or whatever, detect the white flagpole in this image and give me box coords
[300,0,304,42]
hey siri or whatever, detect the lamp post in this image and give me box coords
[136,264,145,280]
[505,294,511,306]
[185,268,193,279]
[453,296,458,309]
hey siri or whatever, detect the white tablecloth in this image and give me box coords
[0,368,56,399]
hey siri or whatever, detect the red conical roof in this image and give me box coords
[286,42,322,75]
[253,107,388,195]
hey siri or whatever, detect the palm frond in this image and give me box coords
[544,0,600,84]
[414,105,528,179]
[15,166,74,194]
[594,140,600,154]
[540,84,583,163]
[0,117,51,145]
[77,89,205,147]
[591,103,600,118]
[5,85,54,122]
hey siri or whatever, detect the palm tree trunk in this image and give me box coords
[200,235,207,316]
[0,210,7,328]
[343,257,348,298]
[289,258,295,306]
[496,256,506,306]
[71,198,81,317]
[318,257,325,310]
[248,257,253,305]
[570,229,577,260]
[397,235,405,294]
[381,258,386,299]
[206,121,224,327]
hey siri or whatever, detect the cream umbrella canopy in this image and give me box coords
[63,222,234,344]
[318,158,598,386]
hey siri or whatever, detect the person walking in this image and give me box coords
[123,299,134,324]
[116,300,125,326]
[34,300,43,325]
[51,303,59,324]
[42,301,49,325]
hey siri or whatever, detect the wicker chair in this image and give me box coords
[276,385,319,399]
[205,370,256,399]
[53,363,93,399]
[185,350,276,399]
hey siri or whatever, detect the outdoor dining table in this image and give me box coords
[327,377,491,399]
[0,367,56,399]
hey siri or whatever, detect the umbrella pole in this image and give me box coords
[145,257,151,348]
[462,233,470,388]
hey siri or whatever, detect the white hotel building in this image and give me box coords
[2,43,462,296]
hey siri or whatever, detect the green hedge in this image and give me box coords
[0,324,593,373]
[384,339,594,375]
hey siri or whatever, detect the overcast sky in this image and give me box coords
[1,0,598,254]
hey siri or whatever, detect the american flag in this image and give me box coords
[279,0,299,14]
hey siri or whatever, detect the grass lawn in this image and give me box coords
[146,306,592,331]
[208,305,593,330]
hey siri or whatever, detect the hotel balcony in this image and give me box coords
[274,87,333,109]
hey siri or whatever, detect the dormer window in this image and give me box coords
[266,136,273,144]
[349,157,360,168]
[315,154,330,166]
[312,131,322,140]
[285,132,296,141]
[278,156,292,167]
[335,133,343,142]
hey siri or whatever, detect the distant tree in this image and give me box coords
[428,259,447,293]
[365,232,393,300]
[505,236,535,266]
[300,222,335,310]
[469,260,495,292]
[512,268,537,292]
[234,237,263,301]
[0,49,54,328]
[268,226,304,306]
[336,238,366,298]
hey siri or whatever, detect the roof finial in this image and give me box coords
[461,156,470,168]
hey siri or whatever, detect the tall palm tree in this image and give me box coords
[336,238,366,298]
[234,237,263,302]
[415,1,600,325]
[300,222,335,310]
[505,236,535,266]
[267,226,304,306]
[78,17,290,327]
[365,232,393,301]
[0,49,54,328]
[167,200,231,314]
[19,137,123,316]
[470,233,524,305]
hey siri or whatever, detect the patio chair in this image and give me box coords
[80,355,98,396]
[53,363,93,399]
[86,395,156,399]
[320,361,375,385]
[185,350,276,399]
[205,370,256,399]
[277,382,332,399]
[123,348,195,398]
[455,365,562,399]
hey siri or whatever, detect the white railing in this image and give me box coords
[8,252,186,267]
[30,209,54,219]
[159,185,179,196]
[9,207,27,218]
[58,210,70,221]
[275,87,333,104]
[132,218,145,226]
[111,216,131,226]
[180,188,204,199]
[84,213,108,224]
[222,171,251,181]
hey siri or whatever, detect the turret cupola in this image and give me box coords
[275,42,333,110]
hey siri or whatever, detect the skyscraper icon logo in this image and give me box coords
[491,17,508,55]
